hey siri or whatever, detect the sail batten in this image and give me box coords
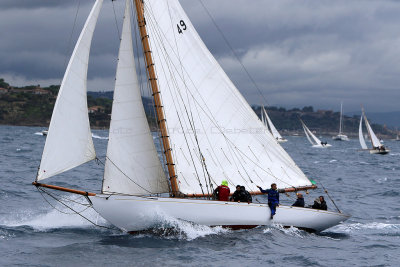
[37,0,103,181]
[143,0,312,194]
[102,0,169,195]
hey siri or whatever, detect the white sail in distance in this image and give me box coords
[301,120,321,146]
[143,0,312,194]
[263,107,283,140]
[364,114,382,148]
[359,115,368,149]
[102,0,169,195]
[37,0,103,181]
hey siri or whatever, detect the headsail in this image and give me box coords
[358,115,368,149]
[142,0,312,194]
[37,0,103,181]
[102,0,169,195]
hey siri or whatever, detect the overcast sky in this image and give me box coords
[1,0,400,113]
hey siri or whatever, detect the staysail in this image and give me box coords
[37,0,103,181]
[358,115,368,149]
[102,0,169,195]
[263,107,283,140]
[143,0,312,194]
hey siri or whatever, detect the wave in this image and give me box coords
[141,213,230,241]
[334,222,400,233]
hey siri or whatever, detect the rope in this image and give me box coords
[198,0,270,106]
[37,187,115,230]
[111,0,121,41]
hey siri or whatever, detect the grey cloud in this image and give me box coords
[1,0,400,113]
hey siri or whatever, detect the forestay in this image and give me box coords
[37,0,103,181]
[359,116,368,149]
[102,0,169,195]
[143,0,312,194]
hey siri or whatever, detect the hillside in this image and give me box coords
[0,78,397,137]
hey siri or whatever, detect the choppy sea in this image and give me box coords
[1,125,399,266]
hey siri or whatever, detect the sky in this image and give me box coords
[1,0,400,113]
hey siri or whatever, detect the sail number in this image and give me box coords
[177,20,187,34]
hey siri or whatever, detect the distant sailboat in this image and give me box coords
[332,102,349,141]
[261,107,287,143]
[32,0,349,233]
[301,120,331,148]
[359,108,389,154]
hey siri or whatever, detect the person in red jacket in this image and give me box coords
[213,180,230,201]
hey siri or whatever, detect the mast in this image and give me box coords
[339,102,343,135]
[133,0,179,196]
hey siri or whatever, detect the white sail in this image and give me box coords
[263,108,283,140]
[102,0,169,195]
[301,121,322,146]
[359,115,368,149]
[364,114,382,148]
[339,102,343,135]
[37,0,103,181]
[302,123,315,145]
[143,0,312,194]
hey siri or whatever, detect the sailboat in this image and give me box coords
[301,120,331,148]
[32,0,349,233]
[359,108,389,154]
[332,102,349,141]
[261,106,288,143]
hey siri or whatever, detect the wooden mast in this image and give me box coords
[133,0,179,197]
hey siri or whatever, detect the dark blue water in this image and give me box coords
[1,125,399,266]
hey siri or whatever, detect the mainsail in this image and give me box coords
[102,0,169,195]
[37,0,103,181]
[143,0,312,194]
[358,116,368,149]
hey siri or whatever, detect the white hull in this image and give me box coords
[277,138,288,143]
[312,144,332,148]
[369,149,390,155]
[332,134,349,141]
[89,195,349,233]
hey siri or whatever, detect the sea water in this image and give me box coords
[0,125,399,266]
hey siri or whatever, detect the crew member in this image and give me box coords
[292,193,305,207]
[257,183,283,219]
[213,180,230,201]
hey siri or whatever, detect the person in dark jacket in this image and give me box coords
[213,180,230,201]
[312,196,327,210]
[257,183,283,219]
[292,193,305,207]
[230,185,241,202]
[239,186,252,203]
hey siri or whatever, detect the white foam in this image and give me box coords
[335,222,400,233]
[329,159,337,163]
[153,213,230,240]
[1,197,109,231]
